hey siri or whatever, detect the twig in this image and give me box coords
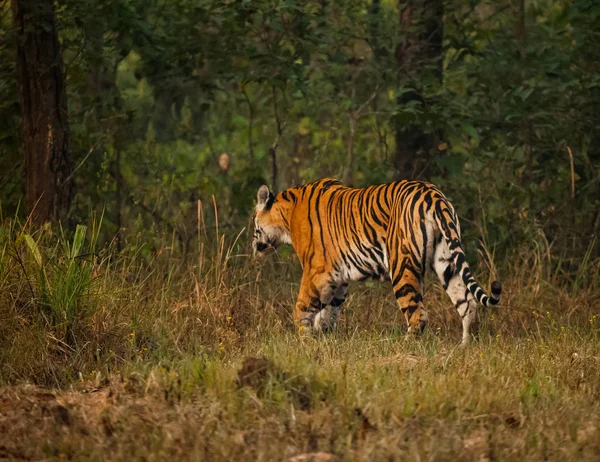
[63,140,101,187]
[566,145,575,200]
[205,130,222,168]
[241,83,254,161]
[64,32,88,82]
[0,161,23,190]
[354,84,382,119]
[212,195,219,238]
[22,194,44,234]
[10,247,37,312]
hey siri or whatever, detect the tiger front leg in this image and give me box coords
[294,272,343,334]
[293,272,325,332]
[313,284,348,333]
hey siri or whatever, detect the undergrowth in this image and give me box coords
[0,215,598,461]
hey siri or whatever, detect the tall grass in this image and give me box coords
[0,210,599,459]
[0,208,597,386]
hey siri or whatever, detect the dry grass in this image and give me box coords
[0,217,599,461]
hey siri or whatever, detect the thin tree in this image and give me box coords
[394,0,444,180]
[12,0,73,224]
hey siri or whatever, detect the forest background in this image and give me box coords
[1,0,598,259]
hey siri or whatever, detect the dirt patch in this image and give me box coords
[0,381,175,460]
[0,360,331,460]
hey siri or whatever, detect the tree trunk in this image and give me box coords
[394,0,444,180]
[516,0,526,58]
[114,149,123,251]
[342,115,356,186]
[270,86,282,190]
[12,0,72,224]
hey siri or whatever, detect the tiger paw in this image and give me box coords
[319,322,337,335]
[407,321,427,335]
[296,321,313,336]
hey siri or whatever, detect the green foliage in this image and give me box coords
[18,221,100,344]
[0,0,599,265]
[0,2,22,211]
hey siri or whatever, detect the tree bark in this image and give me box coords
[516,0,526,58]
[342,115,356,186]
[394,0,444,180]
[114,149,123,251]
[12,0,73,224]
[270,86,282,191]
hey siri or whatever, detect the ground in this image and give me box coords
[1,331,599,461]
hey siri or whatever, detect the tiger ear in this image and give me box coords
[256,185,274,211]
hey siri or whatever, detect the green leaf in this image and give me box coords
[23,234,43,269]
[462,123,479,140]
[436,156,464,176]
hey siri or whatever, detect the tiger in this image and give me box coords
[252,178,501,344]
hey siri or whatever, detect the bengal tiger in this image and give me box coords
[252,178,501,344]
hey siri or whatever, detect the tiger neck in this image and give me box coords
[273,189,298,234]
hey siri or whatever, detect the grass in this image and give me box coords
[0,215,599,461]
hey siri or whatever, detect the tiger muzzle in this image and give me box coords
[254,242,269,253]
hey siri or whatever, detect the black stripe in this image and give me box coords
[394,284,417,299]
[314,189,327,259]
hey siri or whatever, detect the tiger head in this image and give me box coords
[252,185,292,255]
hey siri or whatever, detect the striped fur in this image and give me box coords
[252,178,501,343]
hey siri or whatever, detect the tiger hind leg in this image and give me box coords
[432,236,478,344]
[389,256,427,334]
